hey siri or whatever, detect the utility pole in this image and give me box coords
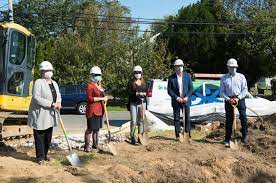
[8,0,14,22]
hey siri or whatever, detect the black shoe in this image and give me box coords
[84,146,92,153]
[131,137,136,145]
[92,145,98,149]
[224,141,230,147]
[45,157,52,161]
[37,160,44,165]
[242,136,249,144]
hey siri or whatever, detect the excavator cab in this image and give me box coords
[0,22,35,144]
[0,22,35,112]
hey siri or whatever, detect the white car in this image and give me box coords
[146,79,276,123]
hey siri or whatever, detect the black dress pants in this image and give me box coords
[33,127,53,161]
[173,104,191,138]
[224,98,248,142]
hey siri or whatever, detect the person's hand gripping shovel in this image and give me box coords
[230,103,239,150]
[54,109,81,167]
[102,101,117,155]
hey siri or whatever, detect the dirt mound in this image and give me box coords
[1,122,276,183]
[0,156,82,183]
[206,129,225,139]
[107,164,140,182]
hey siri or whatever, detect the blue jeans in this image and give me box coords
[173,104,191,138]
[224,98,248,142]
[130,102,144,138]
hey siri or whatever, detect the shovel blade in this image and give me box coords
[99,143,117,156]
[138,134,147,146]
[107,143,117,155]
[230,140,239,150]
[66,153,81,167]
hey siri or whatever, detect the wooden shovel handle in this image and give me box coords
[102,101,111,131]
[54,109,73,152]
[231,104,237,132]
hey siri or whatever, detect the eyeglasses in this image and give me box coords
[133,71,142,74]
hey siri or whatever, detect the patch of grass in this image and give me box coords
[191,129,209,140]
[79,153,95,161]
[191,129,209,135]
[146,129,210,139]
[107,106,127,111]
[251,144,262,153]
[105,98,128,111]
[266,129,276,136]
[147,130,174,137]
[47,159,66,168]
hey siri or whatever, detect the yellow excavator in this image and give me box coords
[0,1,35,145]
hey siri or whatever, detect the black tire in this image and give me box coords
[77,102,87,115]
[258,89,264,94]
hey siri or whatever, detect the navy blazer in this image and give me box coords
[167,72,193,107]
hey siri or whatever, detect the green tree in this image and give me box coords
[11,0,171,99]
[153,0,275,87]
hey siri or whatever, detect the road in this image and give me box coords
[53,111,130,135]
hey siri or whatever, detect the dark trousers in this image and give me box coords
[225,98,248,142]
[173,104,191,137]
[33,127,53,161]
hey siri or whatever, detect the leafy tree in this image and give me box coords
[11,0,172,99]
[153,0,275,87]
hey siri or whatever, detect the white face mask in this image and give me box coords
[228,67,237,75]
[176,66,183,73]
[134,74,142,79]
[91,76,102,82]
[44,71,53,79]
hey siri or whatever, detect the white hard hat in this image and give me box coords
[39,61,54,71]
[174,59,184,66]
[133,65,143,72]
[227,58,238,67]
[90,66,102,74]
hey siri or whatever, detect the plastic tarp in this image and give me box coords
[144,110,174,131]
[148,97,276,123]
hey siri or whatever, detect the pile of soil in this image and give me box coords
[0,114,275,183]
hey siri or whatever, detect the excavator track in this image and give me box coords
[0,112,33,146]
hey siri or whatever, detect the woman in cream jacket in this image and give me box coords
[28,61,61,165]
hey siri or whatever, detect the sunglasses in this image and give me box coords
[93,74,101,76]
[134,71,142,74]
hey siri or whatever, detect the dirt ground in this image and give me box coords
[0,114,275,183]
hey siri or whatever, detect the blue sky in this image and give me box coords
[1,0,199,30]
[119,0,198,30]
[0,0,8,10]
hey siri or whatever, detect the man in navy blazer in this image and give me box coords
[167,59,193,142]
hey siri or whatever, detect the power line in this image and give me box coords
[32,11,275,25]
[190,1,276,8]
[12,12,273,36]
[19,12,276,26]
[24,21,273,36]
[0,4,7,9]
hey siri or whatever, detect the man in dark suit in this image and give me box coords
[167,59,194,142]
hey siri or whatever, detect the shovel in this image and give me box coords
[55,110,81,167]
[138,98,147,145]
[102,101,117,155]
[230,104,239,150]
[102,101,111,141]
